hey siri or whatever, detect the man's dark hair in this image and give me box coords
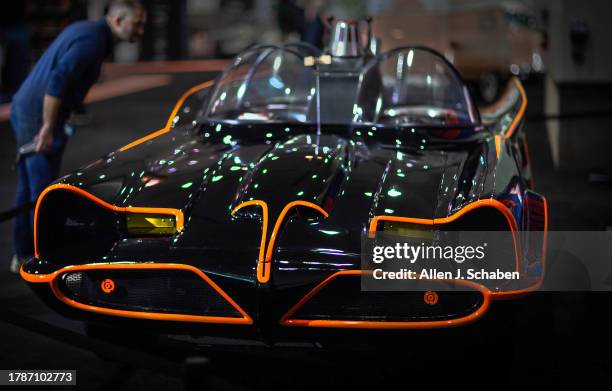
[106,0,144,17]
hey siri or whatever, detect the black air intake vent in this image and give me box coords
[57,269,243,318]
[287,275,485,323]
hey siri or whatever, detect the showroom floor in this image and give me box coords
[0,72,610,390]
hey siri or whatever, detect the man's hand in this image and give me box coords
[35,123,54,153]
[35,94,62,153]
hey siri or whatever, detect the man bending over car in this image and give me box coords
[9,0,146,272]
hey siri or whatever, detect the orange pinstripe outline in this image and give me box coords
[369,198,550,299]
[490,195,548,299]
[503,77,528,140]
[494,134,502,158]
[369,199,520,275]
[33,183,184,258]
[231,200,269,281]
[232,200,329,284]
[369,199,518,234]
[265,201,328,263]
[282,196,547,328]
[118,80,215,152]
[261,201,328,283]
[280,270,492,329]
[21,263,252,325]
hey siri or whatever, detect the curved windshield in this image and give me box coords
[205,46,317,123]
[354,48,479,127]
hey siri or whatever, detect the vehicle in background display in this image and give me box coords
[372,0,545,102]
[21,19,546,342]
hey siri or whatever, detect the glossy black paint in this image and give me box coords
[23,44,545,336]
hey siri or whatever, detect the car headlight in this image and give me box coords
[380,221,434,239]
[126,213,178,235]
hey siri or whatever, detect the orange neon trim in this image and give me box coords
[503,77,528,140]
[261,201,329,283]
[368,198,520,275]
[494,134,502,158]
[490,195,548,299]
[21,263,252,325]
[369,199,518,233]
[489,284,539,300]
[33,183,184,258]
[231,200,269,268]
[369,197,548,300]
[434,199,518,229]
[280,270,492,329]
[163,80,215,129]
[118,127,168,152]
[368,216,432,233]
[230,200,329,284]
[118,80,215,152]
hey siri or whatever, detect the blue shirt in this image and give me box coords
[11,19,113,147]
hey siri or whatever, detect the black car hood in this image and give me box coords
[58,124,495,286]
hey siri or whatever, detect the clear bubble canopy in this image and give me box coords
[354,47,479,127]
[203,45,479,128]
[204,45,319,124]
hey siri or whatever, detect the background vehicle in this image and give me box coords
[372,0,545,102]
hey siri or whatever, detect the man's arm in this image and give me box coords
[37,38,98,153]
[35,95,62,153]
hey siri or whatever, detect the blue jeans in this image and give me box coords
[14,151,64,259]
[11,113,65,259]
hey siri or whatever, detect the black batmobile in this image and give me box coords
[21,21,547,340]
